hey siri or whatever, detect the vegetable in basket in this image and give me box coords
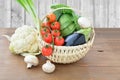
[64,28,92,46]
[43,33,53,43]
[41,27,50,35]
[76,27,92,42]
[55,36,65,46]
[51,21,60,30]
[51,30,61,37]
[78,17,91,28]
[51,4,81,37]
[64,33,86,46]
[42,45,53,56]
[47,13,56,23]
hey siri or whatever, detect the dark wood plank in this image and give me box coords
[0,28,120,80]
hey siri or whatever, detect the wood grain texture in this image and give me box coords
[0,0,120,28]
[0,28,120,80]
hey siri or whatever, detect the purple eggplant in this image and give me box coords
[65,33,80,46]
[64,33,86,46]
[73,34,86,46]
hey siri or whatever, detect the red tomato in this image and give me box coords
[42,45,53,56]
[41,22,51,27]
[47,13,56,23]
[43,33,52,43]
[55,36,64,46]
[41,27,50,35]
[51,21,60,30]
[51,30,61,37]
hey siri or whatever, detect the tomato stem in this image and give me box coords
[46,24,55,49]
[40,15,55,50]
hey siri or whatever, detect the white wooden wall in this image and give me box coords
[0,0,120,28]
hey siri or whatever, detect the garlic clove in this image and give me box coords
[42,60,55,73]
[78,17,91,28]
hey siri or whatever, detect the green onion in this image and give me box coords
[17,0,41,31]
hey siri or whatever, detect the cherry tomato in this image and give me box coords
[51,21,60,30]
[41,27,50,35]
[43,33,52,43]
[42,45,53,56]
[41,22,51,27]
[55,36,64,46]
[51,30,61,37]
[47,13,56,23]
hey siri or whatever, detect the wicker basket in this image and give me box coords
[38,8,95,64]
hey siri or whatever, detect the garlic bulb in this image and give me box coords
[78,17,91,28]
[42,60,55,73]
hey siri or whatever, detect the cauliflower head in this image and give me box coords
[9,25,40,54]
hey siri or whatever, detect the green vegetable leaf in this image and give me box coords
[53,10,62,21]
[76,28,92,41]
[51,4,81,31]
[51,4,69,9]
[51,4,73,15]
[72,12,81,30]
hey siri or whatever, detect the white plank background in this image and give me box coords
[0,0,120,28]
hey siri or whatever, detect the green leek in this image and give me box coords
[17,0,40,31]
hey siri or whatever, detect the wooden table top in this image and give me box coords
[0,28,120,80]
